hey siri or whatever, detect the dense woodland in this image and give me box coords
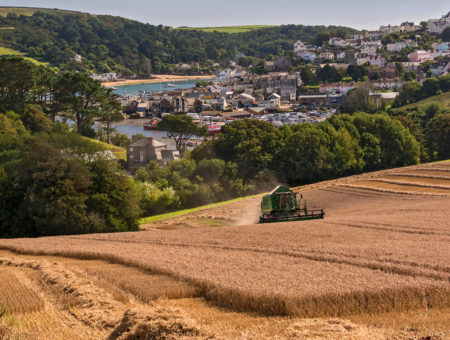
[0,9,357,76]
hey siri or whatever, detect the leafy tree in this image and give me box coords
[97,89,123,144]
[86,160,140,232]
[21,105,53,133]
[53,72,106,136]
[422,78,440,98]
[136,181,179,216]
[300,66,315,85]
[317,64,342,83]
[346,64,361,81]
[441,26,450,41]
[439,75,450,92]
[32,66,59,120]
[214,120,280,182]
[313,32,331,46]
[395,62,405,78]
[276,125,333,184]
[0,57,36,115]
[110,131,131,147]
[340,85,378,114]
[369,72,381,81]
[426,114,450,160]
[403,71,417,81]
[9,139,93,236]
[158,114,207,155]
[251,61,267,75]
[393,81,422,107]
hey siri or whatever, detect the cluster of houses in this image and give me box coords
[288,13,450,76]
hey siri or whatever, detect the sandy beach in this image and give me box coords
[102,74,214,87]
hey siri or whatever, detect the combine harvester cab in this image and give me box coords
[259,186,324,223]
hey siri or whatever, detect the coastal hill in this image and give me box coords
[0,6,358,76]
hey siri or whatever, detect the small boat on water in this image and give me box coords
[165,83,177,88]
[143,119,160,130]
[208,124,222,135]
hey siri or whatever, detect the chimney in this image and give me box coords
[148,137,154,145]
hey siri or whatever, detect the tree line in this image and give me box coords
[0,56,123,140]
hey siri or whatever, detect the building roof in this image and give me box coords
[220,111,252,119]
[129,137,166,148]
[238,93,256,100]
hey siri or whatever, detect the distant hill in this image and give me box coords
[0,7,358,76]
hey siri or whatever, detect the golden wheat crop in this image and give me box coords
[0,268,44,313]
[0,162,448,319]
[75,261,197,302]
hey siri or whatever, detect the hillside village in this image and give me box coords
[104,12,450,174]
[115,12,449,119]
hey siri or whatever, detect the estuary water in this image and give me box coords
[111,79,202,96]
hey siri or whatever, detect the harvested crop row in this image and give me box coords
[387,172,450,180]
[0,241,448,317]
[343,181,450,195]
[0,268,45,313]
[369,178,450,189]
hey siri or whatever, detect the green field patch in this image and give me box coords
[81,137,127,160]
[0,46,49,66]
[186,217,232,227]
[0,7,39,16]
[176,25,275,34]
[400,92,450,110]
[139,193,264,225]
[0,7,80,17]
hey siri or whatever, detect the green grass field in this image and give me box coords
[0,7,80,17]
[400,92,450,110]
[0,7,39,16]
[139,193,264,225]
[82,137,127,160]
[0,46,48,66]
[175,25,275,34]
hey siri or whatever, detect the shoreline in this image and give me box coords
[102,74,214,87]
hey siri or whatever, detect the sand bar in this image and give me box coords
[102,74,214,87]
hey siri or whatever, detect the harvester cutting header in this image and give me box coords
[259,186,325,223]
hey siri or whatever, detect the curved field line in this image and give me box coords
[370,178,450,190]
[20,235,448,281]
[387,173,450,180]
[0,244,448,318]
[342,184,450,196]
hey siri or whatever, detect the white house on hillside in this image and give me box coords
[387,40,418,52]
[294,40,306,53]
[359,41,382,56]
[428,12,450,34]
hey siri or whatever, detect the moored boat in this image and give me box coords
[143,119,159,130]
[208,124,222,135]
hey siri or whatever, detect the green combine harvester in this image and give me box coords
[259,186,325,223]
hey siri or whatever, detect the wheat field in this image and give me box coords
[0,161,449,338]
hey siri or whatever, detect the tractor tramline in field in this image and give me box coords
[259,186,325,223]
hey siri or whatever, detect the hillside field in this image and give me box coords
[175,25,276,33]
[0,7,80,17]
[0,161,449,339]
[400,91,450,110]
[0,46,48,66]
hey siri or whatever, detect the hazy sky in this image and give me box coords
[1,0,448,30]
